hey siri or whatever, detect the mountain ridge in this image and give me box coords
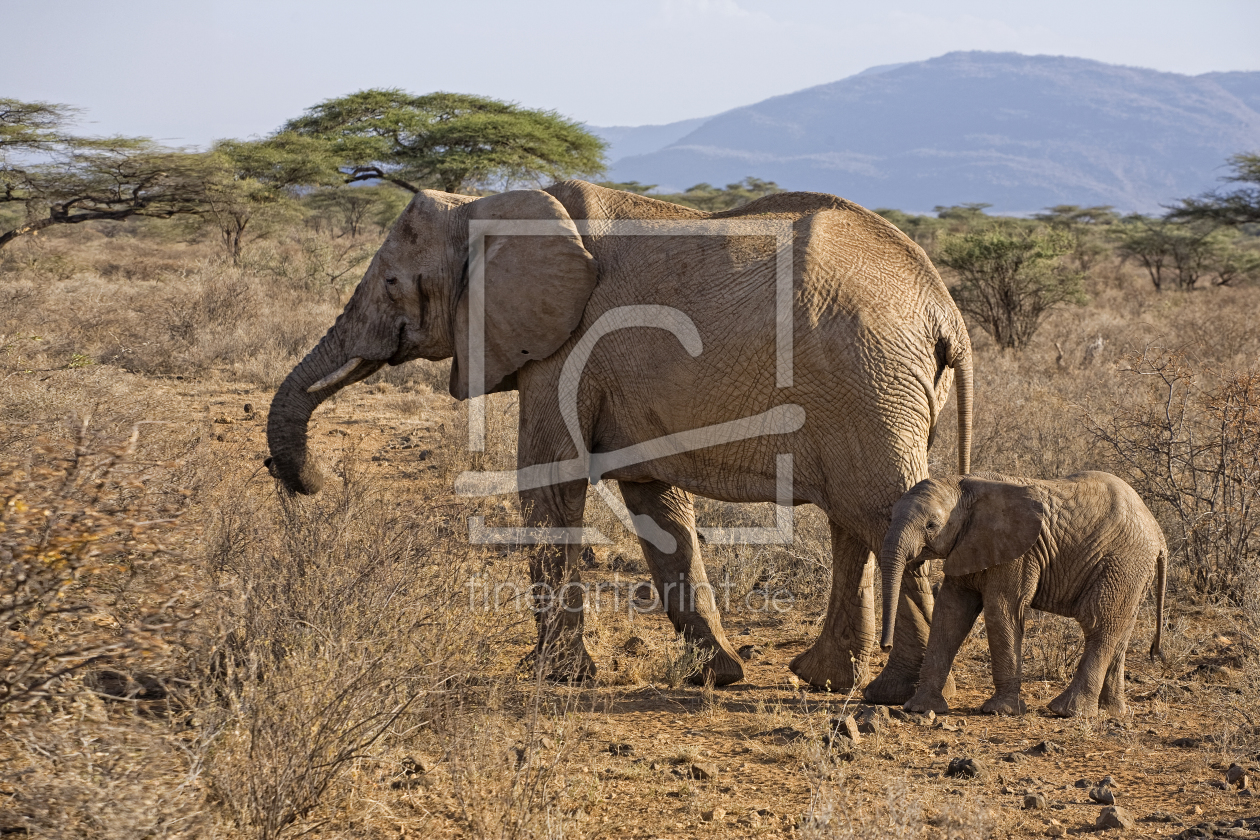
[590,52,1260,214]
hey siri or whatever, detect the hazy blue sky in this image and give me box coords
[5,0,1258,147]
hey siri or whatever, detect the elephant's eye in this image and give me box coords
[926,520,939,531]
[385,276,398,286]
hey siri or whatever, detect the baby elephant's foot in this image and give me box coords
[1047,690,1098,718]
[904,688,950,715]
[981,693,1027,716]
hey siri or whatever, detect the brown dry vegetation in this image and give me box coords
[1,215,1259,840]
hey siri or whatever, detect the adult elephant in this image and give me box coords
[266,180,973,701]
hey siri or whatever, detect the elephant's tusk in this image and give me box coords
[306,357,364,393]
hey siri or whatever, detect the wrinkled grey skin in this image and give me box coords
[267,180,973,699]
[879,471,1166,717]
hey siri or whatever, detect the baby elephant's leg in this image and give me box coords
[1097,617,1136,715]
[979,592,1028,715]
[905,579,981,715]
[1048,624,1122,717]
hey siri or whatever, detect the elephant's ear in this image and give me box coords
[450,190,596,400]
[944,478,1045,576]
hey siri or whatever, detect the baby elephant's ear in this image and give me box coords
[945,478,1045,576]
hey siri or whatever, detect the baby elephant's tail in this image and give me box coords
[1149,547,1167,661]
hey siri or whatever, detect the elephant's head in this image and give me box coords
[878,476,1044,650]
[266,188,598,494]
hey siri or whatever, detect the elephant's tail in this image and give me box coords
[1149,547,1167,661]
[936,313,973,475]
[952,340,973,475]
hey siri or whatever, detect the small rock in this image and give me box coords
[737,644,763,661]
[1146,811,1181,824]
[400,755,431,776]
[1006,752,1030,764]
[1024,793,1047,810]
[945,757,986,779]
[1226,763,1249,789]
[700,808,725,822]
[1090,785,1117,805]
[1074,778,1091,788]
[688,762,719,781]
[1046,825,1066,838]
[243,403,253,414]
[1189,805,1203,816]
[859,715,886,736]
[760,726,804,744]
[607,742,634,757]
[1172,737,1202,748]
[1027,740,1063,756]
[623,636,649,656]
[1096,806,1135,830]
[829,715,862,744]
[1099,775,1118,789]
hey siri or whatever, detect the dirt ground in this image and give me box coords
[147,375,1260,840]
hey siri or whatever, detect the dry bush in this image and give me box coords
[1088,348,1260,605]
[802,768,993,840]
[198,452,515,839]
[0,696,206,838]
[435,684,602,840]
[0,422,193,714]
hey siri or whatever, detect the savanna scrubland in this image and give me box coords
[3,146,1260,838]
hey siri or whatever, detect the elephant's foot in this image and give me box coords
[537,637,598,684]
[904,686,950,715]
[1098,680,1128,716]
[981,693,1027,716]
[1046,689,1098,718]
[789,641,863,692]
[1097,692,1128,718]
[864,666,956,706]
[689,640,744,687]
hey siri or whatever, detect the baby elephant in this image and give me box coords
[878,471,1166,718]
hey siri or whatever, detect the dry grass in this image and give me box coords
[0,219,1258,838]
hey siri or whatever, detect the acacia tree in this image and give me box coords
[1,99,212,251]
[937,223,1085,350]
[198,133,342,263]
[283,89,607,194]
[1113,215,1260,290]
[1166,152,1260,227]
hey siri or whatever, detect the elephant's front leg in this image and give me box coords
[979,592,1028,715]
[520,478,596,681]
[791,524,877,692]
[905,578,982,714]
[864,559,954,704]
[618,481,743,686]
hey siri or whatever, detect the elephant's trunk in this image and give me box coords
[266,330,384,495]
[879,517,922,651]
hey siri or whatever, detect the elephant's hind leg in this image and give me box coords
[520,478,597,683]
[618,481,743,686]
[1098,618,1135,716]
[791,523,876,693]
[1047,625,1120,718]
